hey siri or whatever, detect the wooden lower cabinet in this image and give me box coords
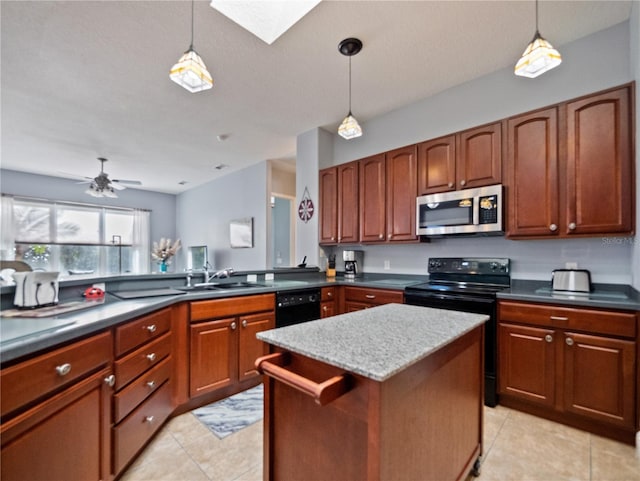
[342,286,403,313]
[320,286,337,318]
[189,294,275,399]
[498,300,637,443]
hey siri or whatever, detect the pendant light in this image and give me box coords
[514,0,561,78]
[170,0,213,93]
[338,38,363,140]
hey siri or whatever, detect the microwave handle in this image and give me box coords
[473,196,479,225]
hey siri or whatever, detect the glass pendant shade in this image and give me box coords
[338,112,363,140]
[514,31,562,78]
[170,48,213,93]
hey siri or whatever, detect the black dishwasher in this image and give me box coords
[275,288,321,328]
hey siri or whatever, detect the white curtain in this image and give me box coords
[0,195,15,260]
[132,209,150,273]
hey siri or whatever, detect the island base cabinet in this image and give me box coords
[261,326,483,481]
[1,366,112,481]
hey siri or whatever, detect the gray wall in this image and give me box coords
[0,168,177,271]
[176,162,268,272]
[298,21,637,284]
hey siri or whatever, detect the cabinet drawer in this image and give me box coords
[343,287,404,305]
[190,294,275,322]
[499,301,636,338]
[115,308,171,356]
[321,287,336,302]
[115,333,171,390]
[114,357,171,423]
[1,331,112,418]
[113,381,173,475]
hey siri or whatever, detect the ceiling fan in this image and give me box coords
[74,157,142,198]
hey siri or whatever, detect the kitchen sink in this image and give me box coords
[176,284,220,292]
[215,282,266,289]
[177,282,266,291]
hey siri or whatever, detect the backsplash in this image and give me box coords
[321,236,634,285]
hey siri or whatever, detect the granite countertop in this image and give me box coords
[498,279,640,311]
[257,303,488,382]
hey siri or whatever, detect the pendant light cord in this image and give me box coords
[348,56,352,114]
[190,0,195,49]
[535,0,539,34]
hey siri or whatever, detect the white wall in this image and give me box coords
[176,162,268,272]
[0,168,177,249]
[297,21,636,285]
[631,1,640,290]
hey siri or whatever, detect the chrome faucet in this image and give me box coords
[207,267,234,281]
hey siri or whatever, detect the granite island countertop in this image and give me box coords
[257,303,488,382]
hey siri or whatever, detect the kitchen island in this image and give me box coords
[256,303,488,481]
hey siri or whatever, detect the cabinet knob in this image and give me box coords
[55,363,72,377]
[146,353,156,362]
[448,182,454,188]
[568,222,576,231]
[327,291,333,297]
[549,224,558,232]
[565,337,574,346]
[338,237,342,242]
[544,334,553,343]
[145,416,155,423]
[387,234,392,239]
[379,234,384,239]
[460,180,466,186]
[242,319,248,328]
[331,236,335,241]
[323,305,328,312]
[147,380,156,389]
[231,321,237,330]
[146,324,157,333]
[104,374,116,387]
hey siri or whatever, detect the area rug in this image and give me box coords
[192,384,264,439]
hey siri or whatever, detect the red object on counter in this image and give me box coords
[84,287,105,299]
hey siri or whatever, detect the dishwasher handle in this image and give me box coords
[255,352,351,406]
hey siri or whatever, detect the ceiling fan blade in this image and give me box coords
[58,171,93,181]
[112,179,142,185]
[75,180,93,185]
[110,182,127,190]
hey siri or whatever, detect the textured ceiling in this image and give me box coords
[0,0,633,194]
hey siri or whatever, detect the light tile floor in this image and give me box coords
[121,404,640,481]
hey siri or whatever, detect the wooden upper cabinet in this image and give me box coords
[506,107,560,238]
[386,145,418,242]
[565,86,633,236]
[337,161,360,244]
[319,167,338,244]
[417,135,456,194]
[417,122,502,195]
[359,154,386,242]
[457,122,502,189]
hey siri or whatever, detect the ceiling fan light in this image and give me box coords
[338,113,363,140]
[170,48,213,93]
[515,31,562,78]
[104,187,118,198]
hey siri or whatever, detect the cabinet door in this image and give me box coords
[190,318,237,397]
[344,301,369,313]
[506,107,560,238]
[563,332,635,428]
[498,323,556,407]
[321,301,336,318]
[319,167,338,244]
[417,135,456,194]
[337,161,359,243]
[238,312,275,382]
[457,122,502,189]
[1,367,112,481]
[359,154,386,243]
[565,87,633,236]
[386,145,418,242]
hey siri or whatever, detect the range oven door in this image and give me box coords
[404,290,498,407]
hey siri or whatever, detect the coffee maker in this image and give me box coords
[343,250,364,279]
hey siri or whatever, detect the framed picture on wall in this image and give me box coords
[230,218,253,248]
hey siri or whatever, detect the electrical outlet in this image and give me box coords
[384,260,391,270]
[565,262,578,269]
[265,273,274,281]
[246,274,257,283]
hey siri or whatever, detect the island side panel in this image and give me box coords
[377,325,484,481]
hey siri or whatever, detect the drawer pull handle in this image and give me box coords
[146,324,157,333]
[565,337,574,346]
[104,374,116,387]
[550,316,568,322]
[544,334,553,343]
[145,416,155,423]
[242,319,248,328]
[256,353,351,406]
[365,294,376,299]
[147,380,156,389]
[146,353,156,362]
[55,363,72,377]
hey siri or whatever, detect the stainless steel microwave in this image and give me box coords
[416,184,503,236]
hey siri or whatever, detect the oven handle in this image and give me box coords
[405,292,496,304]
[255,352,351,406]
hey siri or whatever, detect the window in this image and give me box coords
[9,198,148,277]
